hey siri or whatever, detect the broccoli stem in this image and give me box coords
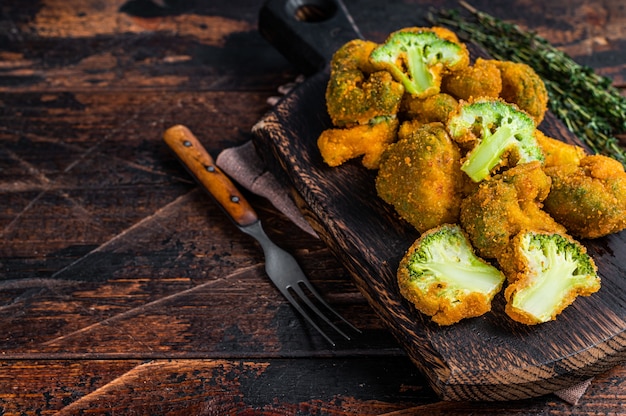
[410,252,503,293]
[407,46,432,94]
[462,125,514,181]
[429,263,503,293]
[511,243,580,322]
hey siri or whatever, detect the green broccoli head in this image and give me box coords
[503,231,600,325]
[370,28,469,98]
[397,224,505,325]
[447,99,544,182]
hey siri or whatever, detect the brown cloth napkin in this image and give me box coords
[215,81,593,405]
[216,140,318,238]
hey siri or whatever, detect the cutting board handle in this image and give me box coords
[258,0,363,74]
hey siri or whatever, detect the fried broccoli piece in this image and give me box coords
[447,98,543,182]
[501,231,600,325]
[398,224,505,325]
[376,122,464,232]
[320,39,405,168]
[543,154,626,238]
[460,162,566,259]
[427,26,464,43]
[369,27,470,98]
[400,92,459,125]
[493,60,549,125]
[442,58,502,100]
[535,129,586,169]
[326,39,404,127]
[318,116,399,169]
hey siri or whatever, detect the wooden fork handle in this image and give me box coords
[163,125,258,227]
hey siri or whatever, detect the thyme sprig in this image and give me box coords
[429,2,626,166]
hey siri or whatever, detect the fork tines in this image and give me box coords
[282,279,361,346]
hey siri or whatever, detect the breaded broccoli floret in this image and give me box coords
[326,39,404,127]
[493,60,549,125]
[544,154,626,238]
[442,58,502,100]
[460,162,566,259]
[398,224,505,325]
[535,129,586,169]
[501,231,600,325]
[376,122,463,232]
[320,39,404,168]
[400,92,459,125]
[370,27,470,98]
[447,98,543,182]
[318,116,399,169]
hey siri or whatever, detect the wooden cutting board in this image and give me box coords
[253,0,626,400]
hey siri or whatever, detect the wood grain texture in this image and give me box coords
[0,0,625,413]
[1,359,624,414]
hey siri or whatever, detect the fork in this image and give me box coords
[163,125,360,346]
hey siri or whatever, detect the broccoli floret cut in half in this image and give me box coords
[370,29,469,98]
[503,231,601,325]
[397,224,505,325]
[447,99,544,182]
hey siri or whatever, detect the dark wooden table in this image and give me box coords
[1,0,624,414]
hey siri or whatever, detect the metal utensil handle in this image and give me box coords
[163,125,258,227]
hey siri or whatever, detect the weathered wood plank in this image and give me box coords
[0,360,141,415]
[0,85,392,355]
[0,254,390,355]
[0,90,270,260]
[0,0,296,92]
[0,0,624,412]
[0,358,429,415]
[1,358,624,415]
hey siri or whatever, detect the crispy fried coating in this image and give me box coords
[442,58,502,100]
[429,26,464,43]
[535,129,586,169]
[400,93,458,124]
[325,39,405,127]
[460,162,566,259]
[544,154,626,238]
[397,224,505,326]
[401,280,495,326]
[499,230,600,325]
[318,117,399,169]
[376,123,463,233]
[397,119,421,140]
[492,60,549,125]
